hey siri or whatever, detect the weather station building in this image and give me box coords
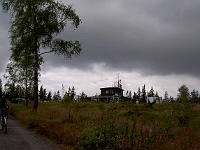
[95,80,123,103]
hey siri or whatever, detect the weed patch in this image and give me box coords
[8,102,200,149]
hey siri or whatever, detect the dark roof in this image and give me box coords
[100,87,124,90]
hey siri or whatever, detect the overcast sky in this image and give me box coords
[1,0,200,98]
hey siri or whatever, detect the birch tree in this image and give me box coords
[1,0,82,111]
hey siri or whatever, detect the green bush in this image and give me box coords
[172,99,195,126]
[62,95,73,106]
[79,109,129,149]
[78,107,162,150]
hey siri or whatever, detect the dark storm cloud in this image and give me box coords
[0,7,10,73]
[0,44,9,73]
[1,0,200,77]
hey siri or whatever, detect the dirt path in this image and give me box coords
[0,118,63,150]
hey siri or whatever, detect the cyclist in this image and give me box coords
[0,94,9,130]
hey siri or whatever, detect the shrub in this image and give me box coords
[78,108,162,150]
[172,99,195,126]
[79,108,128,149]
[62,95,73,106]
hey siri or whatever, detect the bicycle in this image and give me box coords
[0,108,8,134]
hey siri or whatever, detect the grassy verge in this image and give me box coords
[8,101,200,150]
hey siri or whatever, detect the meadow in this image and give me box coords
[8,101,200,150]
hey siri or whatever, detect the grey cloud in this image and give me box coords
[0,7,11,74]
[1,0,200,78]
[0,31,10,73]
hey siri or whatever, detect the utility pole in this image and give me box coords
[117,73,120,88]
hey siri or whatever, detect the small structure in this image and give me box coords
[73,95,80,102]
[147,96,162,104]
[96,80,123,103]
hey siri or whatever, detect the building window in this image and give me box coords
[106,90,109,94]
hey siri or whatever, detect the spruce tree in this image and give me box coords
[141,84,146,103]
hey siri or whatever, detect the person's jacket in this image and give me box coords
[0,98,8,109]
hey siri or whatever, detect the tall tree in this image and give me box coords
[66,87,72,97]
[164,91,169,103]
[177,84,190,101]
[53,90,61,101]
[137,87,141,102]
[4,60,34,106]
[47,91,52,102]
[39,85,46,102]
[0,78,2,97]
[1,0,82,111]
[148,86,155,97]
[141,84,146,103]
[128,90,132,99]
[71,86,76,100]
[190,89,199,103]
[80,91,87,101]
[133,92,137,102]
[155,91,159,97]
[172,85,194,126]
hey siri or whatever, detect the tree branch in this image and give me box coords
[39,50,57,56]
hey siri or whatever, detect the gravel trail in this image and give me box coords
[0,118,63,150]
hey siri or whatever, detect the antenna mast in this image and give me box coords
[117,73,120,88]
[62,84,65,98]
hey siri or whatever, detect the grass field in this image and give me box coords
[8,101,200,150]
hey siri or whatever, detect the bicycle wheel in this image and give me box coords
[3,116,7,134]
[4,123,7,134]
[0,117,4,131]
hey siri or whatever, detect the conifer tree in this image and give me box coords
[71,86,76,100]
[164,91,169,102]
[141,84,146,103]
[137,87,141,102]
[148,86,155,97]
[47,91,52,102]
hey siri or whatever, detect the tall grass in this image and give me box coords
[8,101,200,149]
